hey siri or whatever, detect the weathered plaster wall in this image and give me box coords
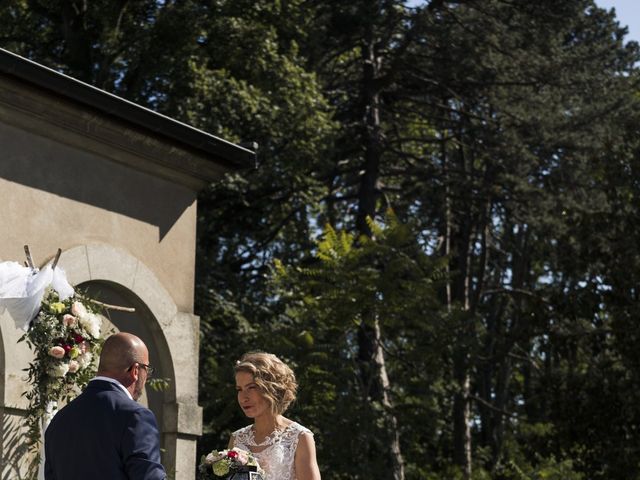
[0,118,198,312]
[0,71,208,479]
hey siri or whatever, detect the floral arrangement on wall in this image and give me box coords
[19,288,103,446]
[0,248,104,448]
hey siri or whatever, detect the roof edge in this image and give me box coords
[0,48,256,171]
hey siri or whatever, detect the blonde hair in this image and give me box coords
[234,352,298,415]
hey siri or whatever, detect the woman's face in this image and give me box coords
[235,371,271,419]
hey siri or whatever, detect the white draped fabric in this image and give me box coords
[0,261,74,330]
[0,260,73,480]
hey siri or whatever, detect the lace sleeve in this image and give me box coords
[231,425,252,451]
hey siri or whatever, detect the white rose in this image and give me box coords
[77,352,93,368]
[79,313,101,338]
[48,362,69,378]
[71,301,88,319]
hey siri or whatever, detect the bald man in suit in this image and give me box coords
[44,332,166,480]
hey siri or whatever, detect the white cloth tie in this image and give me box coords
[0,261,74,330]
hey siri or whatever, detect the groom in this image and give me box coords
[44,332,166,480]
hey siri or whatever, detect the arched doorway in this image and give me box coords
[79,280,173,445]
[57,244,202,479]
[0,244,202,478]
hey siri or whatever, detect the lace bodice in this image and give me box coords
[232,421,312,480]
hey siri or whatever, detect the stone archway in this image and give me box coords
[57,243,202,480]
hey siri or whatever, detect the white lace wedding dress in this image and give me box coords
[232,422,313,480]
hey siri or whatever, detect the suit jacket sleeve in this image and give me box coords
[122,407,166,480]
[44,449,55,480]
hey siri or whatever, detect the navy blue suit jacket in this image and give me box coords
[44,379,166,480]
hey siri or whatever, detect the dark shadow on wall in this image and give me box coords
[0,122,195,240]
[2,408,32,480]
[78,281,174,466]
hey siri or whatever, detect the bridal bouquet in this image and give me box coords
[198,447,264,479]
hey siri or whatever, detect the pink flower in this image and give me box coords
[48,346,65,359]
[204,453,220,465]
[62,314,77,327]
[68,360,80,373]
[79,341,90,354]
[234,449,249,465]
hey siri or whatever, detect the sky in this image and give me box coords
[404,1,640,44]
[596,0,640,43]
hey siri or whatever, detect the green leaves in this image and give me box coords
[316,224,354,263]
[271,213,447,477]
[6,1,640,478]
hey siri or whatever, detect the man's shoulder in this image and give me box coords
[87,380,139,403]
[46,387,155,442]
[87,378,128,394]
[50,381,138,420]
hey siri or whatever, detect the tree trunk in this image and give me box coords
[373,319,405,480]
[445,132,474,479]
[453,355,472,479]
[355,27,405,480]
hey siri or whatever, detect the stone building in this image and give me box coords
[0,48,253,479]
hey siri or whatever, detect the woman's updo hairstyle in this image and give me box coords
[234,352,298,415]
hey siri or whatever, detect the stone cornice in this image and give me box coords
[0,48,256,190]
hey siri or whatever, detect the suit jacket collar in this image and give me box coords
[89,377,133,400]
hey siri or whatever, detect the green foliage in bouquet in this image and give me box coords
[198,447,264,479]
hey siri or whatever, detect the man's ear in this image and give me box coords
[130,363,140,381]
[122,364,138,386]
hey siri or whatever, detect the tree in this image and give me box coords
[296,0,640,477]
[388,1,640,476]
[273,213,447,479]
[4,1,640,478]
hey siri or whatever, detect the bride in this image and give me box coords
[229,352,321,480]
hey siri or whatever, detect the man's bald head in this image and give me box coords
[98,332,147,375]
